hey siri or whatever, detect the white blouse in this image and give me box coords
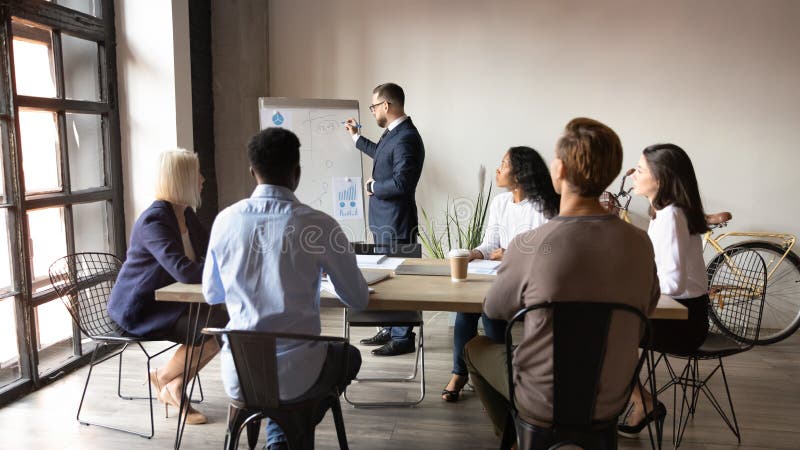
[647,204,707,299]
[474,192,549,259]
[181,231,196,262]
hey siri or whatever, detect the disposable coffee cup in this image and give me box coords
[448,249,470,282]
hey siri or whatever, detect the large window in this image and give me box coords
[0,0,123,403]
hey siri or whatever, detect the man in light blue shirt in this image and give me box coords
[203,127,369,450]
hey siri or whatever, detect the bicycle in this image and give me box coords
[602,170,800,345]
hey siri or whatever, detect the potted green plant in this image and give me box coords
[419,166,492,259]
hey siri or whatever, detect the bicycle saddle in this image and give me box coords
[706,212,732,225]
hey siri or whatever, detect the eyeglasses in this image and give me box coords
[368,100,388,112]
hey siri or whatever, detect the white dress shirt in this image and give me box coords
[203,184,369,400]
[474,192,549,259]
[647,204,707,299]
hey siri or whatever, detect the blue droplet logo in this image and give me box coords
[339,202,346,207]
[272,111,284,126]
[350,201,356,207]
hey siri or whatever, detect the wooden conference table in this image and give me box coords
[156,258,688,319]
[155,259,686,448]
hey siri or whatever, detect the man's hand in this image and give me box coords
[344,118,359,136]
[365,178,375,196]
[489,248,505,261]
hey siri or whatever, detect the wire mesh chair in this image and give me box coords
[657,247,767,447]
[48,252,202,439]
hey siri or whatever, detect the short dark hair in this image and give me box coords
[373,82,405,107]
[555,117,622,197]
[247,127,301,179]
[643,143,709,235]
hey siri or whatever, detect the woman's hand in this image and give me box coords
[468,249,483,262]
[489,248,505,261]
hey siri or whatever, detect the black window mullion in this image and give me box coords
[1,11,35,387]
[4,0,104,43]
[15,96,108,114]
[101,0,123,257]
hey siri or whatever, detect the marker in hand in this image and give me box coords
[342,121,362,129]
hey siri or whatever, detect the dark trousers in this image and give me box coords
[267,343,361,446]
[373,233,418,344]
[453,312,506,375]
[650,295,710,355]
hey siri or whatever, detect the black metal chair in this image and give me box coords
[343,242,425,407]
[657,247,767,447]
[500,301,654,450]
[202,328,350,450]
[48,252,202,439]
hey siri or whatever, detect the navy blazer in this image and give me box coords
[356,118,425,243]
[108,200,209,337]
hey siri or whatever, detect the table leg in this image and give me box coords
[173,303,212,450]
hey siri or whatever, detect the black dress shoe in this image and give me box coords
[371,334,416,356]
[266,442,288,450]
[359,329,391,346]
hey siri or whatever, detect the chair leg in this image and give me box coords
[225,403,251,450]
[330,396,350,450]
[345,324,426,407]
[246,418,262,450]
[275,412,317,450]
[499,412,516,450]
[77,342,155,439]
[696,358,742,443]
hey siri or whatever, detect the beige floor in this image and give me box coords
[0,309,798,449]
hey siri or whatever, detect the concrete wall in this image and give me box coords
[115,0,194,236]
[211,0,269,208]
[265,0,800,241]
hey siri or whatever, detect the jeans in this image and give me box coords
[266,343,361,447]
[453,313,506,375]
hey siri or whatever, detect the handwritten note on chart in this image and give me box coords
[332,177,364,220]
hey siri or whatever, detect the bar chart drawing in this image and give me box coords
[332,177,363,220]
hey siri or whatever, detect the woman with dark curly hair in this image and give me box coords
[442,146,560,402]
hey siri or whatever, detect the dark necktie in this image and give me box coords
[379,128,390,142]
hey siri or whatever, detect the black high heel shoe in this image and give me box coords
[617,401,666,438]
[441,375,469,402]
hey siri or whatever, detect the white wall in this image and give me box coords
[115,0,194,237]
[267,0,800,241]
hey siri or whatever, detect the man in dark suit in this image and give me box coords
[345,82,425,356]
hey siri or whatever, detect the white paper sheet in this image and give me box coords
[468,259,501,275]
[356,257,405,270]
[332,176,364,220]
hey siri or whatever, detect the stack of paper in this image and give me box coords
[356,257,405,270]
[356,254,387,265]
[468,260,501,275]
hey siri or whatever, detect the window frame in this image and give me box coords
[0,0,124,405]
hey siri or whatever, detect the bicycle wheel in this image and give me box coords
[719,241,800,344]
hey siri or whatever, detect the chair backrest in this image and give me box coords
[202,328,346,410]
[706,247,767,346]
[506,301,651,429]
[353,242,422,258]
[48,252,124,338]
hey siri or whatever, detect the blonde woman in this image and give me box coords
[108,149,227,425]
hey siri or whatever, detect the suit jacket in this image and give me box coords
[356,117,425,243]
[108,200,208,337]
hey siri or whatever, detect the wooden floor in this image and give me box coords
[0,309,798,449]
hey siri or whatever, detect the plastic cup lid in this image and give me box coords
[448,249,470,258]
